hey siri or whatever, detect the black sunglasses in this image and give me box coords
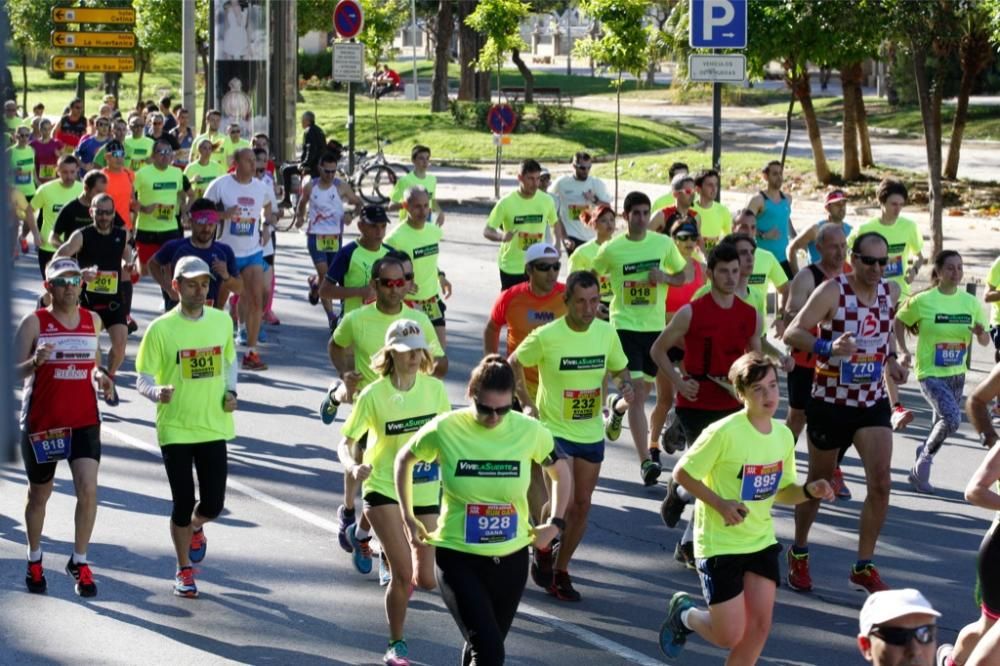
[474,400,512,417]
[870,624,936,647]
[853,253,889,267]
[532,262,560,272]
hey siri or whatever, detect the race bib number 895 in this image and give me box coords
[740,461,782,501]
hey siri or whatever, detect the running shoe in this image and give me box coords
[831,467,852,501]
[604,393,624,441]
[908,456,935,495]
[189,528,208,563]
[936,644,954,666]
[236,326,248,346]
[661,410,685,454]
[65,557,97,598]
[20,237,29,254]
[336,505,355,552]
[174,566,198,598]
[379,552,391,587]
[307,275,320,306]
[25,557,46,594]
[348,525,373,574]
[257,327,267,343]
[660,478,684,527]
[548,570,582,602]
[786,549,812,591]
[530,546,554,589]
[263,310,281,325]
[673,541,695,570]
[649,446,662,467]
[658,591,695,659]
[850,563,890,594]
[241,351,268,371]
[320,381,343,425]
[641,458,661,487]
[327,311,339,333]
[383,639,410,666]
[126,316,139,335]
[891,405,914,431]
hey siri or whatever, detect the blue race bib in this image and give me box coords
[412,461,439,484]
[840,353,884,385]
[465,503,517,544]
[934,343,966,367]
[29,428,71,464]
[740,461,782,502]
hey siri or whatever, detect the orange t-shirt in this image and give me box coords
[490,282,567,387]
[102,168,135,230]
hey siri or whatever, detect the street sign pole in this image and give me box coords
[333,0,365,173]
[712,49,722,192]
[348,81,356,173]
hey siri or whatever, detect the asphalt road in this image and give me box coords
[2,205,996,665]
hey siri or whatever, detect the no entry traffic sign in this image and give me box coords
[333,0,364,40]
[487,104,517,135]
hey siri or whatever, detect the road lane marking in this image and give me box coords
[103,424,663,665]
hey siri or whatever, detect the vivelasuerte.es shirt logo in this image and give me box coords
[455,460,521,477]
[385,413,436,436]
[934,313,972,324]
[512,215,543,225]
[152,182,178,191]
[622,259,659,275]
[412,244,439,258]
[559,355,606,371]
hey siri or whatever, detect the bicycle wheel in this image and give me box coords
[357,164,398,204]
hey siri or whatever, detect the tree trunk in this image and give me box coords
[911,44,943,258]
[854,87,874,167]
[430,0,453,112]
[137,51,148,105]
[614,72,621,209]
[944,33,992,180]
[457,2,490,101]
[511,47,534,104]
[791,72,831,184]
[20,44,29,114]
[840,63,862,181]
[200,50,211,132]
[780,90,795,166]
[646,61,656,86]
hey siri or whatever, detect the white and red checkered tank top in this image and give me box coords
[811,275,894,408]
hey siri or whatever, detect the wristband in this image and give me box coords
[886,352,898,360]
[550,517,567,532]
[803,484,816,500]
[812,338,833,356]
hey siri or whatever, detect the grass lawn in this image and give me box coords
[758,96,1000,142]
[303,90,699,163]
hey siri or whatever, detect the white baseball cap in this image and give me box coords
[524,242,559,266]
[173,256,212,280]
[45,257,82,279]
[385,319,429,352]
[859,589,940,636]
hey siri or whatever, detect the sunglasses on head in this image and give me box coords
[674,232,699,241]
[50,276,82,287]
[474,400,513,417]
[870,624,935,647]
[377,277,407,288]
[853,253,889,267]
[533,262,561,272]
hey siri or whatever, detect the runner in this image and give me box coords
[988,257,1000,366]
[10,183,40,259]
[319,204,395,322]
[786,189,853,274]
[147,198,242,311]
[394,354,570,666]
[15,257,114,597]
[483,159,561,291]
[221,123,250,169]
[658,352,834,662]
[295,151,360,331]
[54,193,133,401]
[651,241,762,569]
[9,125,37,202]
[651,162,689,211]
[51,171,127,246]
[551,151,610,255]
[327,254,445,574]
[100,140,137,230]
[732,208,790,334]
[746,160,796,279]
[124,115,155,172]
[191,109,226,169]
[386,185,452,349]
[511,270,633,601]
[566,203,616,319]
[55,98,87,148]
[254,148,282,333]
[134,256,238,599]
[650,173,698,234]
[204,147,272,371]
[337,320,450,666]
[783,231,908,593]
[895,250,989,493]
[31,155,83,278]
[134,138,189,281]
[75,116,111,172]
[848,178,926,431]
[30,118,65,185]
[169,107,194,168]
[92,118,129,169]
[592,191,691,486]
[782,223,853,500]
[388,144,446,226]
[184,138,227,201]
[691,169,732,253]
[649,218,705,463]
[857,589,941,666]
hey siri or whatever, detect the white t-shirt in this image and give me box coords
[551,174,611,241]
[306,179,345,236]
[257,173,278,258]
[204,174,272,258]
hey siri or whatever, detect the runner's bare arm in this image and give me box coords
[775,479,835,505]
[483,319,502,356]
[294,181,312,226]
[54,229,84,259]
[14,313,41,380]
[967,363,1000,448]
[394,446,430,546]
[337,437,369,479]
[783,269,815,321]
[966,437,1000,509]
[535,456,571,549]
[673,464,747,527]
[507,352,536,415]
[783,280,838,352]
[651,306,696,397]
[746,192,765,216]
[986,281,1000,304]
[786,225,817,268]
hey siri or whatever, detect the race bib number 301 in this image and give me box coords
[839,353,884,385]
[740,461,782,502]
[465,503,517,544]
[180,346,223,380]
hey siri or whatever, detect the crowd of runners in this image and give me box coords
[7,95,1000,666]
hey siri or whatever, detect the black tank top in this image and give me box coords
[77,225,127,272]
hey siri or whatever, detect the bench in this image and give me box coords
[499,86,570,105]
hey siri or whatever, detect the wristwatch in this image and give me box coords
[550,517,567,532]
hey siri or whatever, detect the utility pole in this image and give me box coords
[182,0,196,117]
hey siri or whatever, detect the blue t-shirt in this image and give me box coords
[76,136,110,165]
[756,191,792,264]
[807,220,852,264]
[152,238,238,305]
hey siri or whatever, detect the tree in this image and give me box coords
[134,0,183,103]
[359,0,408,67]
[944,1,995,180]
[297,0,335,36]
[465,0,531,102]
[646,1,678,85]
[574,0,653,206]
[430,0,453,112]
[6,0,55,113]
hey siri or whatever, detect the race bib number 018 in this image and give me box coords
[29,427,72,464]
[563,388,600,421]
[180,346,223,380]
[465,503,517,544]
[839,353,884,385]
[623,280,652,306]
[740,461,782,502]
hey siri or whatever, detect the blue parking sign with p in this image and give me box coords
[689,0,747,49]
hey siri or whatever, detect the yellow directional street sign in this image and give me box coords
[50,56,136,74]
[51,7,137,25]
[51,31,136,48]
